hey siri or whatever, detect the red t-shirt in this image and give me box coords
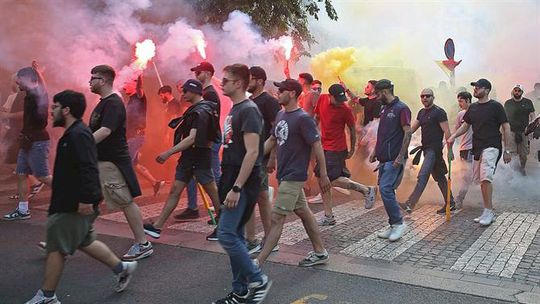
[314,94,356,151]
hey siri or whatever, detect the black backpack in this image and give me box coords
[169,100,220,146]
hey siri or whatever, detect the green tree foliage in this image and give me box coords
[193,0,338,54]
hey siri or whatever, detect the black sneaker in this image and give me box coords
[212,291,249,304]
[3,208,31,220]
[206,228,218,241]
[246,275,272,304]
[173,208,200,221]
[143,223,161,239]
[436,204,456,214]
[398,202,413,214]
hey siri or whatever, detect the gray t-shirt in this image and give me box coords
[272,108,320,182]
[455,109,473,151]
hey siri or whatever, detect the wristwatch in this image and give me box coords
[232,185,242,193]
[504,150,512,155]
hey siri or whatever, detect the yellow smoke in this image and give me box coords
[310,47,356,89]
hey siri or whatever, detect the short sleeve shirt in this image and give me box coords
[463,100,508,155]
[358,97,382,126]
[126,94,147,138]
[272,109,320,182]
[298,90,320,116]
[313,94,355,151]
[251,92,281,141]
[504,98,535,133]
[89,93,130,162]
[417,105,448,151]
[222,99,263,167]
[455,110,473,151]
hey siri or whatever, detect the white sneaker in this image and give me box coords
[115,261,138,292]
[479,210,495,226]
[389,223,407,242]
[364,186,377,209]
[377,226,393,239]
[474,209,488,223]
[25,289,60,304]
[308,193,323,204]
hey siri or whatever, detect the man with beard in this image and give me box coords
[255,79,331,268]
[346,80,382,127]
[143,79,221,241]
[244,66,281,254]
[504,84,535,175]
[3,64,52,220]
[314,84,377,226]
[448,79,512,226]
[214,64,271,304]
[370,79,412,242]
[399,88,456,215]
[454,91,474,209]
[89,65,153,260]
[188,61,222,227]
[123,75,164,196]
[25,90,137,304]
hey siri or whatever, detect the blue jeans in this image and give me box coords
[211,142,222,185]
[218,165,262,294]
[378,161,405,225]
[406,149,454,207]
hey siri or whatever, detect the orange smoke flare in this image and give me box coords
[134,39,156,69]
[194,35,207,60]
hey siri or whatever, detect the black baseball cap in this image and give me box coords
[374,79,394,92]
[249,66,267,81]
[182,79,203,95]
[190,61,215,74]
[470,78,492,90]
[274,79,302,97]
[328,84,347,102]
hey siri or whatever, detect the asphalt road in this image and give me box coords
[0,221,510,304]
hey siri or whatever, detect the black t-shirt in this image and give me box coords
[22,87,49,141]
[251,92,281,141]
[358,97,382,126]
[203,85,220,114]
[89,93,130,162]
[126,94,147,138]
[463,100,508,155]
[222,99,263,167]
[417,105,448,151]
[504,98,535,133]
[177,101,213,166]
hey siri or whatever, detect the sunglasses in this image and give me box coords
[90,76,103,81]
[420,94,433,98]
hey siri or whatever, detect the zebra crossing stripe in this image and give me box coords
[341,205,454,260]
[451,212,540,278]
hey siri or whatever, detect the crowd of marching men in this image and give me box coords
[4,60,540,304]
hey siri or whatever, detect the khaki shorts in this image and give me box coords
[512,131,529,164]
[472,147,500,184]
[98,161,133,210]
[274,181,307,215]
[46,212,98,255]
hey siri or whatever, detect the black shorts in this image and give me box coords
[314,150,351,181]
[175,151,214,184]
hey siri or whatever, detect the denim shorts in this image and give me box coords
[16,140,50,177]
[127,135,145,165]
[175,161,215,185]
